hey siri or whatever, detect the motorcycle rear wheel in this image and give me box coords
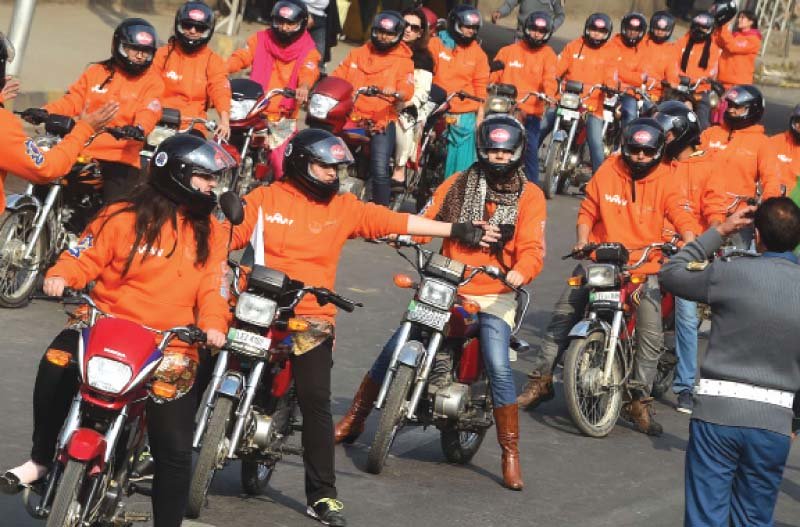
[542,140,565,200]
[563,332,624,438]
[366,364,414,475]
[187,396,234,518]
[46,460,86,527]
[0,208,47,308]
[440,426,486,464]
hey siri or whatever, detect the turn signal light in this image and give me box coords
[288,318,310,332]
[46,348,72,367]
[461,298,481,315]
[631,275,646,284]
[77,156,89,164]
[393,274,415,289]
[567,276,585,287]
[151,381,178,399]
[445,115,458,125]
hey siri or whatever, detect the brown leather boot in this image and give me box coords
[334,375,381,444]
[516,373,554,409]
[493,403,523,491]
[621,397,663,436]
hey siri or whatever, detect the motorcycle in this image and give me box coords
[0,113,136,308]
[139,108,218,163]
[661,76,724,125]
[365,237,530,474]
[560,241,678,438]
[22,292,208,527]
[187,248,361,517]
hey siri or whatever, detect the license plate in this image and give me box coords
[228,328,271,352]
[558,108,580,120]
[592,291,621,303]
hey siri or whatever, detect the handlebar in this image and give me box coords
[725,193,760,214]
[562,242,679,270]
[445,90,485,105]
[519,91,555,106]
[181,117,218,133]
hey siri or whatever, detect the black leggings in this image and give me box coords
[32,330,196,527]
[98,161,141,203]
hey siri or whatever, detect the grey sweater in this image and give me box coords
[659,229,800,436]
[496,0,565,32]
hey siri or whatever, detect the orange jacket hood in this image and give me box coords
[490,41,557,117]
[666,150,727,229]
[700,123,770,205]
[429,36,489,114]
[715,25,761,87]
[673,33,721,91]
[556,37,618,117]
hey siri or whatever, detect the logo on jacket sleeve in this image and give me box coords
[67,234,94,258]
[24,139,45,166]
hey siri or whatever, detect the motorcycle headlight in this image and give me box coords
[487,96,512,114]
[308,94,338,119]
[230,98,257,121]
[235,293,278,327]
[418,279,456,310]
[586,264,617,288]
[86,356,133,394]
[561,92,580,109]
[147,126,176,147]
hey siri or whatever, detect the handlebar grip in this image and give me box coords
[330,295,358,313]
[283,88,296,98]
[176,326,207,345]
[105,127,127,140]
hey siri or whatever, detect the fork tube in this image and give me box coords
[192,350,229,449]
[543,116,562,167]
[559,120,578,172]
[602,310,625,385]
[406,332,443,420]
[56,395,82,451]
[227,360,265,458]
[22,185,59,260]
[102,406,128,464]
[375,322,412,409]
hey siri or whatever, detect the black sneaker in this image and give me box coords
[307,498,346,527]
[676,390,694,415]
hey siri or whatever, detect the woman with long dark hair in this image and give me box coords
[0,134,235,527]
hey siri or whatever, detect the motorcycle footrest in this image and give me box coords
[122,510,151,522]
[279,444,304,456]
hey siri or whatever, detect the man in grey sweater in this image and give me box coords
[659,197,800,527]
[491,0,565,34]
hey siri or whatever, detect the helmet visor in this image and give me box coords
[304,136,355,166]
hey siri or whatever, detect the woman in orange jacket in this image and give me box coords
[153,2,232,140]
[331,10,414,206]
[672,12,721,130]
[715,10,762,88]
[336,116,547,492]
[0,135,234,527]
[22,18,165,202]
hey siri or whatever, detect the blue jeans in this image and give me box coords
[523,115,541,184]
[672,296,698,394]
[585,114,606,174]
[685,419,790,527]
[620,94,638,128]
[538,108,555,147]
[369,122,396,206]
[368,313,517,407]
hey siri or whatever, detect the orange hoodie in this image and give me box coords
[227,32,321,120]
[671,33,721,93]
[761,131,800,199]
[637,36,679,100]
[46,203,231,360]
[331,42,414,129]
[0,108,96,214]
[153,43,232,122]
[230,181,409,322]
[715,26,761,88]
[429,36,489,114]
[490,41,557,118]
[578,154,698,275]
[44,64,164,168]
[556,37,618,118]
[607,35,647,88]
[664,150,728,231]
[699,123,771,211]
[414,174,547,296]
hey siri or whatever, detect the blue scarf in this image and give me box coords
[438,29,457,50]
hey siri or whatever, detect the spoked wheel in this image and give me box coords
[440,427,486,464]
[45,460,86,527]
[366,364,414,474]
[563,332,624,438]
[187,397,234,518]
[0,209,47,308]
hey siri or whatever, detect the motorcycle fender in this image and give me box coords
[65,428,107,467]
[217,372,244,399]
[553,129,568,142]
[4,193,41,214]
[568,320,603,338]
[397,340,426,368]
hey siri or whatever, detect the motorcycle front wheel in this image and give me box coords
[0,208,47,308]
[542,139,565,200]
[46,460,86,527]
[563,331,624,438]
[187,396,234,518]
[366,364,415,475]
[440,426,486,465]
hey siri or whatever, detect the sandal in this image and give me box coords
[0,471,23,495]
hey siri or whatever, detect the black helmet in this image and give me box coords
[584,13,613,48]
[653,101,701,160]
[112,18,157,76]
[522,11,553,49]
[689,12,715,42]
[620,13,647,47]
[284,128,354,202]
[149,134,237,217]
[447,5,482,47]
[475,114,526,178]
[621,118,666,179]
[371,11,406,52]
[174,2,215,53]
[709,0,738,26]
[790,104,800,143]
[722,84,764,130]
[271,0,309,45]
[0,31,14,92]
[649,11,675,43]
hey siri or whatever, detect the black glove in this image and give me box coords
[120,125,145,141]
[19,108,49,125]
[451,222,484,247]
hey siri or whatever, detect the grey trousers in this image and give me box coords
[528,265,664,397]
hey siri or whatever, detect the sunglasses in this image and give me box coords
[626,146,657,156]
[405,23,422,32]
[180,21,209,32]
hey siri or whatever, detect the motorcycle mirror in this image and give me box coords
[219,191,244,226]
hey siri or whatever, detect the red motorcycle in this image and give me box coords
[365,237,530,474]
[23,293,207,527]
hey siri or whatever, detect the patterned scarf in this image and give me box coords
[434,164,525,226]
